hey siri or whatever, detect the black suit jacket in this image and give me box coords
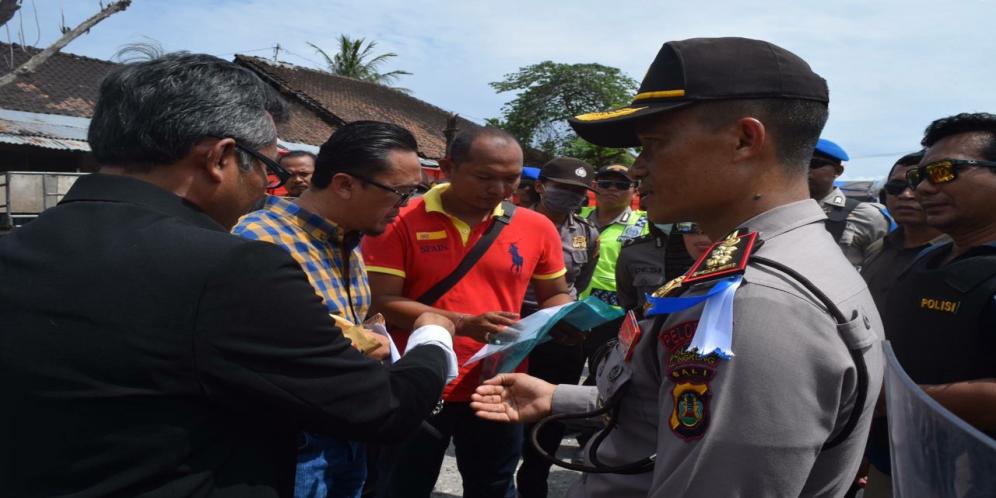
[0,174,448,497]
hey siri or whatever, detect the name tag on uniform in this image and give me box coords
[618,310,642,362]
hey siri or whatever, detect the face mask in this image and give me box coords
[540,185,587,214]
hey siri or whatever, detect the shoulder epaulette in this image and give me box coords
[649,228,758,299]
[622,233,653,247]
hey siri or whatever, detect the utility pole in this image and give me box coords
[272,43,281,62]
[444,113,459,153]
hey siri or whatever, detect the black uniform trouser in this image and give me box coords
[516,340,586,498]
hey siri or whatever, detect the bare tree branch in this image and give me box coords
[0,0,20,30]
[0,0,131,90]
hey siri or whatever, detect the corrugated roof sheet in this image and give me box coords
[0,109,91,151]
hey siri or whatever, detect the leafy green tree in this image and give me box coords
[563,137,636,168]
[490,61,638,165]
[308,35,411,90]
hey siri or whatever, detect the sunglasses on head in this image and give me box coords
[905,159,996,190]
[596,180,634,190]
[883,179,910,196]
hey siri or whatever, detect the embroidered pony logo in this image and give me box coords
[509,243,524,273]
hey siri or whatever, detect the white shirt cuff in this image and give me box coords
[404,324,458,384]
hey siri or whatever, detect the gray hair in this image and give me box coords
[88,52,288,171]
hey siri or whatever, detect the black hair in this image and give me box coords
[280,150,317,164]
[310,121,419,189]
[446,127,519,166]
[695,98,829,173]
[88,52,287,172]
[885,150,925,179]
[896,150,925,167]
[921,113,996,161]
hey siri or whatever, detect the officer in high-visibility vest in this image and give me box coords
[577,165,650,373]
[579,165,650,308]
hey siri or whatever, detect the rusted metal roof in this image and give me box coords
[0,109,91,151]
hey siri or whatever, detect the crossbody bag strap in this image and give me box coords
[415,201,517,305]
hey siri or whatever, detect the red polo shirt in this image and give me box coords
[362,184,566,401]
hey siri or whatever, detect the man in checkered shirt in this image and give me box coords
[233,121,428,498]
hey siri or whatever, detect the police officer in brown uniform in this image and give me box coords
[616,222,713,318]
[471,37,884,497]
[517,157,600,498]
[808,139,891,268]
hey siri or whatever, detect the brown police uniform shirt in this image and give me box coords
[522,213,598,315]
[552,200,885,498]
[819,187,890,267]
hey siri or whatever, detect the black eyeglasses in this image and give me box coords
[906,159,996,190]
[883,179,910,196]
[596,180,634,190]
[220,138,291,189]
[350,173,426,208]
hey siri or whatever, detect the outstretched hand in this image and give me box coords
[458,311,519,343]
[470,373,556,423]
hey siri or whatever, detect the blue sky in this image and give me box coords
[15,0,996,179]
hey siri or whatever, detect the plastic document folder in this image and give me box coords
[465,296,624,377]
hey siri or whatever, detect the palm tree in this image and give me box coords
[308,35,411,91]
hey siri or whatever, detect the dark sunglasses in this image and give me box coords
[219,138,291,189]
[906,159,996,190]
[596,180,634,190]
[883,179,910,196]
[809,158,839,169]
[672,222,702,235]
[349,173,426,208]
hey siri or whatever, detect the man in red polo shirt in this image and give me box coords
[363,127,572,498]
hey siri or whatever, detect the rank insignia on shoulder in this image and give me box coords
[682,228,757,286]
[652,275,685,299]
[642,228,757,317]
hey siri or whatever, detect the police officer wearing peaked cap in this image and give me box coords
[517,157,600,498]
[616,222,704,318]
[520,157,600,316]
[579,165,650,308]
[471,37,884,498]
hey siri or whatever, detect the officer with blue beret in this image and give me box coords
[808,138,891,267]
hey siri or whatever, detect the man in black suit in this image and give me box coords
[0,53,457,498]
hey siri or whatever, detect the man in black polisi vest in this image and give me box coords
[883,112,996,437]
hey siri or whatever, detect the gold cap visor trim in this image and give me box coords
[574,106,648,122]
[633,89,686,101]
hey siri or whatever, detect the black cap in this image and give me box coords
[594,164,632,181]
[569,37,829,148]
[540,157,595,190]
